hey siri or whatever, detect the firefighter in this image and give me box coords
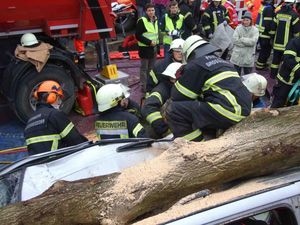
[223,0,239,29]
[24,80,87,155]
[95,83,148,139]
[271,36,300,108]
[270,0,300,79]
[201,0,230,59]
[165,35,252,141]
[177,0,198,39]
[142,62,182,138]
[242,73,268,108]
[136,3,159,94]
[161,0,184,54]
[255,0,275,70]
[147,38,184,93]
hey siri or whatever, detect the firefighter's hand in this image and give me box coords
[150,41,156,46]
[223,21,228,26]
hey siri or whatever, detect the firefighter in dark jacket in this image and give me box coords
[166,35,252,141]
[201,0,230,39]
[201,0,230,59]
[255,0,275,70]
[271,37,300,107]
[270,0,300,78]
[142,62,182,138]
[135,3,159,94]
[95,84,148,139]
[147,38,184,93]
[161,0,184,54]
[24,80,87,155]
[177,0,198,39]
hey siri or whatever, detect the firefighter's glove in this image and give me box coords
[223,21,228,26]
[169,30,179,36]
[208,33,213,39]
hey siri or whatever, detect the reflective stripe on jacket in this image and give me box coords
[171,54,252,123]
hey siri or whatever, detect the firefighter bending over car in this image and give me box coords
[95,83,148,139]
[24,81,88,155]
[165,35,252,142]
[142,62,182,139]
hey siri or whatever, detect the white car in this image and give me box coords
[0,138,168,206]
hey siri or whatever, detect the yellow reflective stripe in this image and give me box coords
[277,73,292,85]
[133,123,144,137]
[208,102,245,122]
[26,134,61,151]
[260,34,271,39]
[295,32,300,37]
[26,134,61,145]
[271,64,279,69]
[212,11,218,31]
[203,12,210,18]
[51,140,59,151]
[264,17,273,21]
[211,85,242,116]
[149,70,158,84]
[182,129,202,141]
[60,122,74,138]
[146,111,162,124]
[203,25,211,30]
[269,31,275,35]
[293,17,299,26]
[120,134,129,139]
[203,71,239,91]
[289,64,300,83]
[175,81,198,99]
[184,12,192,19]
[149,92,163,105]
[284,50,297,57]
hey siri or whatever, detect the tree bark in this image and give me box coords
[1,106,300,225]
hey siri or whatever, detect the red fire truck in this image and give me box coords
[0,0,116,123]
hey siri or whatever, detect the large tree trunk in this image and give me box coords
[1,106,300,225]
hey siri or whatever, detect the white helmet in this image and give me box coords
[162,62,183,79]
[20,33,38,47]
[96,83,130,112]
[169,38,185,52]
[183,35,208,61]
[242,73,267,97]
[284,0,295,3]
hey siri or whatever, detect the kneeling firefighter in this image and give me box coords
[142,62,183,138]
[95,84,148,139]
[24,80,88,155]
[166,35,252,141]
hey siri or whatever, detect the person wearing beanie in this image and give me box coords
[230,11,259,75]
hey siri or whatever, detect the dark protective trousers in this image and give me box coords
[256,38,272,69]
[166,100,237,141]
[270,49,284,79]
[271,80,292,108]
